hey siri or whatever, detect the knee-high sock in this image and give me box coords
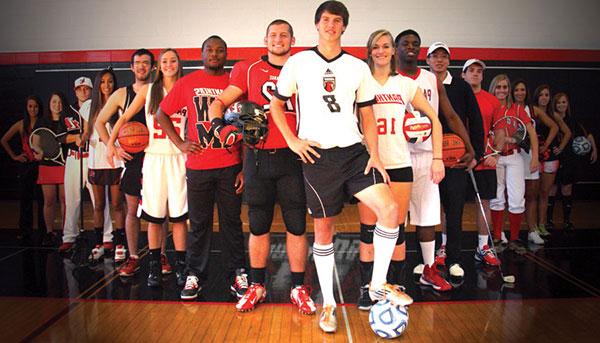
[371,223,399,289]
[562,196,573,223]
[491,210,504,240]
[313,243,335,306]
[509,212,523,241]
[547,196,556,223]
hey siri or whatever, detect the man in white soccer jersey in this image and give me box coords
[270,1,423,333]
[395,30,475,289]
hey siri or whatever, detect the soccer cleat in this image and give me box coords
[448,263,465,278]
[419,263,452,291]
[88,244,105,262]
[161,254,173,275]
[528,231,545,245]
[369,283,413,307]
[319,305,337,333]
[290,285,316,315]
[357,284,374,311]
[536,224,551,237]
[413,264,424,275]
[175,260,186,287]
[475,245,501,266]
[181,276,201,300]
[58,242,74,253]
[119,256,140,277]
[235,283,266,312]
[147,260,161,287]
[435,245,447,266]
[114,245,126,262]
[230,268,249,299]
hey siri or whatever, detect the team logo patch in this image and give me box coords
[323,68,335,92]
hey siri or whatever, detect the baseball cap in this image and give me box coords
[74,76,93,89]
[462,59,486,72]
[427,42,450,56]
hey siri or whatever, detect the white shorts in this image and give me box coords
[409,151,440,226]
[542,160,559,173]
[138,153,188,223]
[521,150,539,180]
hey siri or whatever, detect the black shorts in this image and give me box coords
[555,158,576,185]
[120,165,142,197]
[468,169,497,200]
[88,168,122,186]
[243,148,306,234]
[387,166,413,183]
[303,143,384,218]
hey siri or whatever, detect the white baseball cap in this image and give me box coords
[462,59,486,72]
[74,76,93,89]
[427,42,450,57]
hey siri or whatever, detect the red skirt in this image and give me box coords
[37,165,65,185]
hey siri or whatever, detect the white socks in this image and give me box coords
[441,233,447,246]
[313,243,336,306]
[420,240,435,267]
[371,223,399,289]
[478,234,489,250]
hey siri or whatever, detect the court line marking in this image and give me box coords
[333,263,353,343]
[0,248,28,262]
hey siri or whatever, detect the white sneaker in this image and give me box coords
[89,245,105,261]
[528,231,545,245]
[319,304,337,333]
[449,263,464,277]
[413,264,424,275]
[500,231,508,244]
[114,244,127,262]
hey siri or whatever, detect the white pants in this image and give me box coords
[63,153,113,243]
[409,151,441,226]
[491,151,525,214]
[521,150,539,180]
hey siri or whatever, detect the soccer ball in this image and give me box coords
[369,299,409,339]
[572,136,591,156]
[403,110,432,143]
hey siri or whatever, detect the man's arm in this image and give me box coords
[358,104,391,183]
[208,85,244,122]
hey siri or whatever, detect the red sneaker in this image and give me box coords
[419,263,452,291]
[119,256,140,277]
[103,242,114,251]
[435,245,447,266]
[290,285,316,315]
[58,242,74,253]
[161,254,173,275]
[236,284,266,312]
[475,245,501,266]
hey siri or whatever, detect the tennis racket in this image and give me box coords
[29,127,66,166]
[477,115,528,165]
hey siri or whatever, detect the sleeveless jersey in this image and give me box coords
[374,75,419,169]
[400,68,439,153]
[144,83,186,155]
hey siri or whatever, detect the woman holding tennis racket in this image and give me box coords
[30,92,81,246]
[488,74,539,252]
[1,95,46,243]
[512,80,558,244]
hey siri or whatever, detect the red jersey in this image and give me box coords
[496,102,531,153]
[160,69,241,170]
[474,90,501,171]
[229,55,297,149]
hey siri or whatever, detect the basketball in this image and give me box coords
[572,136,591,156]
[369,299,409,339]
[403,110,432,143]
[118,121,149,153]
[442,133,466,167]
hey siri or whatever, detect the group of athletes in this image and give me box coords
[3,0,598,334]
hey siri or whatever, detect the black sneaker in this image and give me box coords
[175,261,187,287]
[230,268,249,299]
[147,260,161,287]
[357,285,374,311]
[41,232,57,247]
[564,222,575,231]
[181,275,200,300]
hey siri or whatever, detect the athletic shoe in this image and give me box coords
[536,224,551,237]
[413,264,424,275]
[181,275,200,300]
[475,245,501,266]
[58,242,74,253]
[235,283,266,312]
[528,231,545,245]
[419,263,452,291]
[435,245,447,266]
[41,232,57,247]
[448,263,465,278]
[147,260,161,287]
[357,284,374,311]
[114,245,126,262]
[103,242,114,252]
[319,305,337,333]
[508,240,527,255]
[119,256,140,277]
[290,285,316,315]
[88,244,105,262]
[564,222,575,231]
[161,254,173,275]
[500,232,508,245]
[230,268,249,299]
[175,260,186,287]
[369,283,413,307]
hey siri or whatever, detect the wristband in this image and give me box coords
[433,157,443,160]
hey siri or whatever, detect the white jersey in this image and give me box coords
[276,48,377,149]
[144,82,187,155]
[375,75,419,169]
[84,100,123,169]
[402,68,439,153]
